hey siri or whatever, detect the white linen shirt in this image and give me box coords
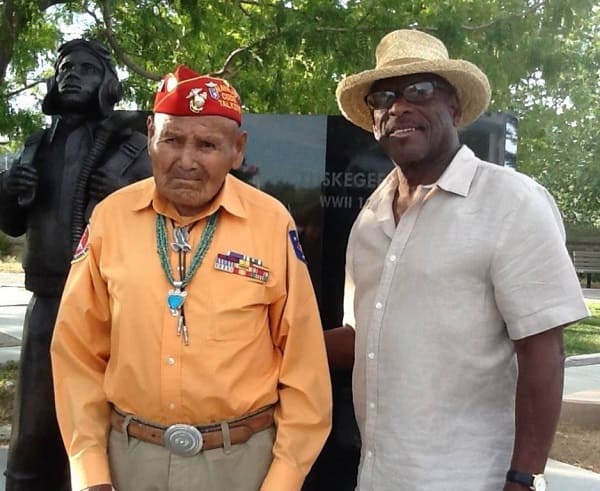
[344,146,589,491]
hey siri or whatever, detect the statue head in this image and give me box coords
[42,38,123,119]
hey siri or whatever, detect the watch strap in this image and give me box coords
[506,469,534,488]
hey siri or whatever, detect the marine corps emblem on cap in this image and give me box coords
[153,65,243,125]
[187,88,208,113]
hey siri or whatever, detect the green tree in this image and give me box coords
[508,8,600,226]
[0,0,598,225]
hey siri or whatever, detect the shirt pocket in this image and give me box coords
[207,270,269,342]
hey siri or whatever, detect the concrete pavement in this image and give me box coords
[583,288,600,300]
[0,278,27,365]
[0,274,599,489]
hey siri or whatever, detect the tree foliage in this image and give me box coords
[0,0,598,225]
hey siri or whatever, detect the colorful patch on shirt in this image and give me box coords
[214,251,270,283]
[72,224,90,263]
[289,230,306,263]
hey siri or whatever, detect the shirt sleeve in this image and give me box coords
[51,216,113,491]
[491,182,589,340]
[262,217,332,491]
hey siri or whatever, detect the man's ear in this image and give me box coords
[231,130,248,170]
[371,112,383,141]
[146,115,157,158]
[146,115,155,140]
[373,124,382,141]
[450,92,462,127]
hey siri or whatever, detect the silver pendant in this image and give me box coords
[167,288,187,316]
[171,226,192,252]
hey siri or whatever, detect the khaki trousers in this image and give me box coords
[108,426,275,491]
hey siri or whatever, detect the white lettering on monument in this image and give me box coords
[322,171,387,188]
[321,171,387,209]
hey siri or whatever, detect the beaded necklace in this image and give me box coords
[155,211,219,344]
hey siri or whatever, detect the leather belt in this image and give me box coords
[111,406,274,456]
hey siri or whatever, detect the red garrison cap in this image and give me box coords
[153,65,242,125]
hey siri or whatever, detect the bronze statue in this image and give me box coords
[0,39,151,491]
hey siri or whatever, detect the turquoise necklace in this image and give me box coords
[155,211,219,344]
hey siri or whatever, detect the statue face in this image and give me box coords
[55,49,104,113]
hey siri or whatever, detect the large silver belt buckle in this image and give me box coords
[163,424,203,456]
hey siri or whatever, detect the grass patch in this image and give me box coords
[564,300,600,356]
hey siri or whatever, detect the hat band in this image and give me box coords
[377,57,446,68]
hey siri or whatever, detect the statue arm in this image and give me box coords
[0,169,29,237]
[0,130,45,236]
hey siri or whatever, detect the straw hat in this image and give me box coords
[336,29,491,132]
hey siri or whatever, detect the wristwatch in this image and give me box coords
[506,469,547,491]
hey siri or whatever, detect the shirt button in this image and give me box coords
[389,255,396,262]
[375,302,382,309]
[368,352,375,360]
[168,403,176,410]
[366,450,373,458]
[369,402,375,409]
[167,357,175,365]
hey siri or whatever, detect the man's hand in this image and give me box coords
[88,169,120,202]
[0,164,38,198]
[324,325,355,370]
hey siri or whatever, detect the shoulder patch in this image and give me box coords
[289,230,306,263]
[72,224,90,263]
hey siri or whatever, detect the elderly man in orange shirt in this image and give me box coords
[50,65,332,491]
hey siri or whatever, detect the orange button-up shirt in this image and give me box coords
[51,175,332,491]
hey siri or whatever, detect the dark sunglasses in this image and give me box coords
[365,81,452,110]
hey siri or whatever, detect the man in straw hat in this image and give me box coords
[50,65,332,491]
[327,29,588,490]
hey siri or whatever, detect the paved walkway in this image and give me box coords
[583,288,600,300]
[0,274,599,489]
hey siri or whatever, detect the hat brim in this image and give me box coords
[336,59,491,132]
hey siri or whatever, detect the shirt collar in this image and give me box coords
[366,144,479,210]
[435,145,479,197]
[130,174,248,223]
[362,145,478,233]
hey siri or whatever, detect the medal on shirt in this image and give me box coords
[156,213,219,345]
